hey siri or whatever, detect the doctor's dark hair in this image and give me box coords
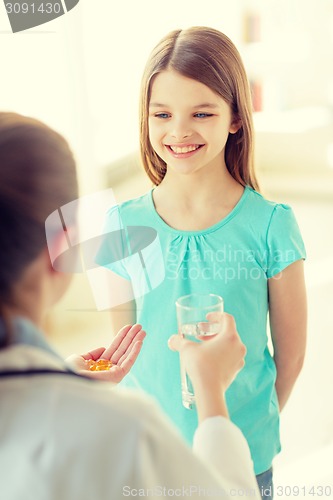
[139,26,259,190]
[0,112,78,347]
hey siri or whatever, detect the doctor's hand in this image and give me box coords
[65,324,146,383]
[168,313,246,421]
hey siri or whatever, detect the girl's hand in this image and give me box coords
[168,313,246,393]
[65,324,146,383]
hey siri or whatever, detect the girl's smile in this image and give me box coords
[165,143,204,158]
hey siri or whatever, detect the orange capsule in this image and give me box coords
[97,360,110,369]
[85,358,113,371]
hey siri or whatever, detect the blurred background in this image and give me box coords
[1,0,332,494]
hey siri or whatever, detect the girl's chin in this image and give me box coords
[165,162,204,176]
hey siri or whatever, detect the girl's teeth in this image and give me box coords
[170,145,199,154]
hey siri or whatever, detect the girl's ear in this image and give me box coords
[229,116,242,134]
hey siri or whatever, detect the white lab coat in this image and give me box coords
[0,341,260,500]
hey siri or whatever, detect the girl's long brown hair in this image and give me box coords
[139,26,259,190]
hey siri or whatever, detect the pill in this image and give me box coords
[85,358,113,371]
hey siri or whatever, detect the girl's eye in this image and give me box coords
[154,113,171,119]
[194,113,213,118]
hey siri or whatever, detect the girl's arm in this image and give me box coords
[268,259,307,411]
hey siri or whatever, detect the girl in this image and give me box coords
[0,112,260,499]
[100,27,307,498]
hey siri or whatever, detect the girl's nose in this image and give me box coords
[170,120,192,140]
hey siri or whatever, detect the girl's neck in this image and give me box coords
[152,167,245,231]
[155,165,243,208]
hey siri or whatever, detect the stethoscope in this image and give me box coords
[0,368,93,380]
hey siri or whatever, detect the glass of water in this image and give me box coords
[175,293,224,409]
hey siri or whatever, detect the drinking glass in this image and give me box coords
[175,293,224,409]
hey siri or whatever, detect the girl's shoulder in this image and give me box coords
[106,190,154,223]
[245,187,296,223]
[119,190,152,211]
[246,187,288,210]
[245,188,304,247]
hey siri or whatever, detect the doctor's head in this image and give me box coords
[0,112,78,343]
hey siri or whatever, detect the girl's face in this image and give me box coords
[148,70,240,177]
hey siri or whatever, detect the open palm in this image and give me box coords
[66,324,146,383]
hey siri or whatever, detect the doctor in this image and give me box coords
[0,112,260,500]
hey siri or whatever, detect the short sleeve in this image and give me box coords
[266,204,306,278]
[95,205,130,280]
[95,205,166,299]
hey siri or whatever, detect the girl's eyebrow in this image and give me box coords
[149,102,219,109]
[193,103,219,109]
[149,103,168,108]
